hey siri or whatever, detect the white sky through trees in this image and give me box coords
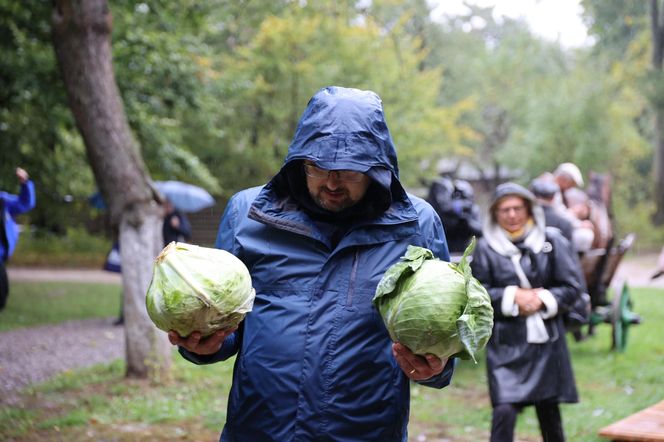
[429,0,592,48]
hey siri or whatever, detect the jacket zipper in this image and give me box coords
[346,249,360,308]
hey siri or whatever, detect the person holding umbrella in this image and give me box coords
[162,198,192,245]
[104,182,208,324]
[155,179,214,244]
[1,167,36,310]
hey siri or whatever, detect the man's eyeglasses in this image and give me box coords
[303,164,365,183]
[496,205,527,216]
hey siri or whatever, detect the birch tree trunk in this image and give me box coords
[651,0,664,225]
[51,0,171,379]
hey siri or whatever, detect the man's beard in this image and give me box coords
[310,186,357,212]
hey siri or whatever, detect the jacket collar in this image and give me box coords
[248,182,419,250]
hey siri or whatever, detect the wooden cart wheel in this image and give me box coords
[610,279,640,352]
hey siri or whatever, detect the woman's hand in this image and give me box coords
[168,328,236,355]
[515,288,543,316]
[392,342,447,381]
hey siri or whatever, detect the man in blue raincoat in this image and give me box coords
[1,167,36,310]
[169,86,456,441]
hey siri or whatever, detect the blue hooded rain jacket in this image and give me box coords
[1,179,36,261]
[180,86,454,441]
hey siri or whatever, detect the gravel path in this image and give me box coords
[1,254,662,406]
[0,317,125,405]
[1,267,124,406]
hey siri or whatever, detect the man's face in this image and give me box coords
[555,174,575,191]
[303,161,371,212]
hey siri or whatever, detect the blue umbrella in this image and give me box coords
[89,181,215,213]
[154,181,215,212]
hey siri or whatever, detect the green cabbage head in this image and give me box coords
[146,242,255,338]
[372,238,493,362]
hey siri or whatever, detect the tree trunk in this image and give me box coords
[655,110,664,225]
[651,0,664,225]
[51,0,171,379]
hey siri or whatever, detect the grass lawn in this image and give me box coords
[0,281,121,332]
[1,283,663,441]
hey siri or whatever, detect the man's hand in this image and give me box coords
[16,167,29,184]
[168,328,236,355]
[392,342,446,381]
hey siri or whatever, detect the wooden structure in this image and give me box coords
[575,172,641,350]
[599,400,664,441]
[578,233,641,350]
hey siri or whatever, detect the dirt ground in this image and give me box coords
[612,253,664,289]
[7,267,122,285]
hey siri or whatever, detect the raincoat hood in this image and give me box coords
[285,86,400,175]
[251,86,416,227]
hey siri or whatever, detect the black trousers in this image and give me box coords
[491,402,565,442]
[0,260,8,310]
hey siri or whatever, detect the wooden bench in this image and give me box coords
[598,400,664,441]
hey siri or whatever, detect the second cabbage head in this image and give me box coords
[372,239,493,362]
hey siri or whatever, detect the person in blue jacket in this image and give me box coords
[0,167,36,310]
[169,86,456,441]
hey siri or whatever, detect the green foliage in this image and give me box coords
[577,1,662,239]
[0,1,94,232]
[501,64,643,178]
[426,4,660,246]
[643,69,664,109]
[211,3,474,188]
[10,227,111,268]
[111,1,222,194]
[0,406,35,436]
[429,9,574,169]
[1,0,663,244]
[580,0,649,58]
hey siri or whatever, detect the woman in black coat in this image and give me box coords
[471,182,582,442]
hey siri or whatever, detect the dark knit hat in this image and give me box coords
[530,178,560,199]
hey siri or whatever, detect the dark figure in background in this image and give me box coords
[168,86,455,441]
[531,178,574,243]
[162,199,192,245]
[0,167,36,310]
[471,183,582,442]
[531,178,591,338]
[427,176,482,254]
[102,240,124,325]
